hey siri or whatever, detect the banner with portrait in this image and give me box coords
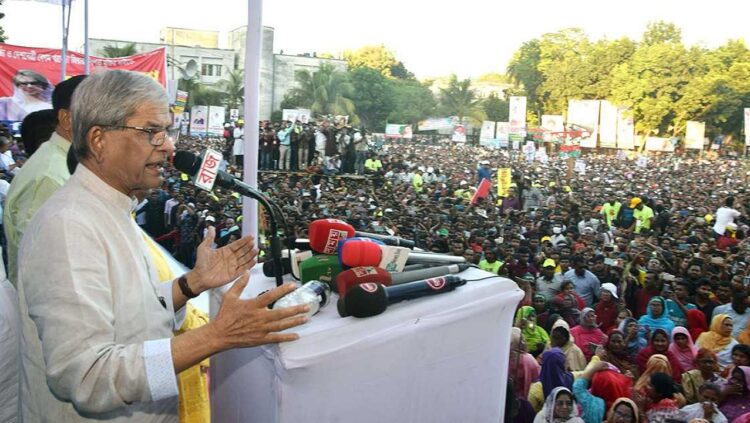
[282,108,312,124]
[567,99,600,148]
[208,106,225,136]
[0,43,166,123]
[495,122,509,147]
[540,115,564,142]
[685,121,705,150]
[451,124,467,142]
[190,105,208,135]
[385,124,413,139]
[417,117,456,131]
[479,121,496,146]
[508,96,526,135]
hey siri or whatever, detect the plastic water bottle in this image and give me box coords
[273,280,331,318]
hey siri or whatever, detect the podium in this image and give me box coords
[209,266,522,423]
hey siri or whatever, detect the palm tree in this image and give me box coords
[100,43,137,58]
[439,74,484,124]
[287,63,359,123]
[216,67,244,110]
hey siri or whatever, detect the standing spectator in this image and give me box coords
[277,120,295,170]
[232,119,244,167]
[353,129,368,175]
[713,196,742,237]
[564,256,601,307]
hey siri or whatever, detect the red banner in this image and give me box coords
[0,43,166,122]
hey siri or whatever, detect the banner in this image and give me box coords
[208,106,225,136]
[685,121,705,150]
[508,96,526,135]
[230,108,239,121]
[567,99,600,148]
[282,108,312,124]
[479,121,495,144]
[616,109,635,150]
[173,90,188,115]
[645,136,674,152]
[745,108,750,146]
[417,117,457,131]
[496,122,510,147]
[385,124,413,139]
[598,100,618,148]
[190,105,208,135]
[471,178,491,205]
[497,168,512,197]
[541,115,564,142]
[451,124,467,142]
[0,43,167,122]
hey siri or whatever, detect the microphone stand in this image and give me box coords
[231,178,285,287]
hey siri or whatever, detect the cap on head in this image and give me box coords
[629,197,642,208]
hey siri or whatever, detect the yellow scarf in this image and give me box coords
[696,314,734,354]
[142,233,211,423]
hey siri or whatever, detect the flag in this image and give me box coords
[471,178,491,205]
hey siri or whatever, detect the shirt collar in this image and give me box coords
[73,163,138,213]
[49,131,71,153]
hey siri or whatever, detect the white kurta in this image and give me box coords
[17,164,182,422]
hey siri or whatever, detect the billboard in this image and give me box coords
[540,115,564,142]
[616,110,635,150]
[417,117,457,131]
[208,106,225,136]
[282,108,312,124]
[598,100,618,148]
[479,121,496,145]
[685,121,705,150]
[385,124,412,139]
[190,105,208,135]
[508,96,526,135]
[0,43,167,122]
[567,99,600,148]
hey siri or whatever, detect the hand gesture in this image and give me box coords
[209,275,310,350]
[191,227,259,292]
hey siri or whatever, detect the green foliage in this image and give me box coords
[216,67,244,110]
[482,93,509,122]
[343,45,398,78]
[387,79,437,126]
[287,63,359,124]
[100,43,137,58]
[0,1,7,43]
[438,74,484,123]
[349,67,395,131]
[503,21,750,141]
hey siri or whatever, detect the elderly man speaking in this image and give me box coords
[16,70,309,422]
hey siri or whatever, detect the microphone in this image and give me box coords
[390,264,470,285]
[338,239,465,269]
[173,150,265,200]
[354,231,415,249]
[341,276,467,318]
[334,264,471,295]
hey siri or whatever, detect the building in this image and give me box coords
[229,26,347,120]
[87,37,235,87]
[88,26,348,120]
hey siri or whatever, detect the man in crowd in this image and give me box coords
[563,255,601,307]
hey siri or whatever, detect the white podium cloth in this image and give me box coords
[209,265,523,423]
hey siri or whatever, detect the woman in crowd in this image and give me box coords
[719,366,750,422]
[618,317,647,358]
[595,283,620,332]
[528,348,574,413]
[696,314,739,370]
[644,372,681,422]
[570,308,608,362]
[571,361,611,423]
[637,296,675,342]
[670,326,699,372]
[635,328,684,382]
[606,398,640,423]
[511,327,542,398]
[678,383,728,423]
[549,319,587,371]
[682,348,725,404]
[633,354,685,413]
[533,387,584,423]
[598,329,640,378]
[720,344,750,379]
[516,306,551,357]
[550,290,583,328]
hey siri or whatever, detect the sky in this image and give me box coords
[3,0,748,79]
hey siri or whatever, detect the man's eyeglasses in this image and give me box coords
[98,125,179,146]
[16,81,47,88]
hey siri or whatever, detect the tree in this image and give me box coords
[216,67,244,110]
[287,63,359,123]
[100,43,137,58]
[389,61,415,80]
[343,45,398,78]
[387,79,437,126]
[349,67,395,131]
[483,93,509,122]
[642,21,682,46]
[0,1,7,43]
[506,39,543,112]
[438,74,484,123]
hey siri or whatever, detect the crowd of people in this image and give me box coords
[3,71,750,423]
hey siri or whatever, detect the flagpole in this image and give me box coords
[60,1,66,80]
[241,0,262,241]
[84,0,89,74]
